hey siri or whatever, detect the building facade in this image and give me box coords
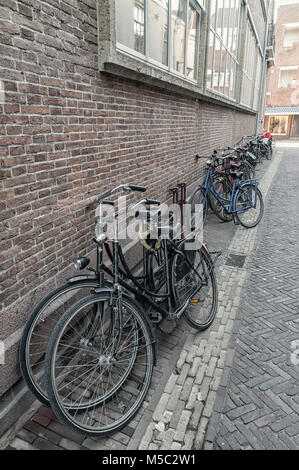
[0,0,272,435]
[264,1,299,139]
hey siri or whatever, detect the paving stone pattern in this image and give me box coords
[4,148,298,451]
[212,148,299,450]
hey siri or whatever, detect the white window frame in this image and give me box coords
[283,23,299,48]
[278,67,298,89]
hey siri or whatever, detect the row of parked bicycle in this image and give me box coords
[19,132,273,437]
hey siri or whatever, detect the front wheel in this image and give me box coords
[45,292,154,437]
[265,145,272,160]
[188,186,208,229]
[234,184,264,228]
[19,279,101,407]
[170,238,218,331]
[209,177,233,222]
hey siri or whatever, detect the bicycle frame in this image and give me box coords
[95,201,210,321]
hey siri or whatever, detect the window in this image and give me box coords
[240,18,258,107]
[253,52,262,111]
[116,0,202,81]
[268,115,288,135]
[283,24,299,47]
[207,0,241,99]
[279,68,297,88]
[148,0,169,65]
[134,1,145,54]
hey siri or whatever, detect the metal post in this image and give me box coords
[255,0,271,135]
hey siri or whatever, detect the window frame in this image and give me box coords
[278,67,298,89]
[240,13,262,109]
[206,0,242,101]
[115,0,203,84]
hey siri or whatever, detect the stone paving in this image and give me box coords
[212,146,299,450]
[3,146,298,451]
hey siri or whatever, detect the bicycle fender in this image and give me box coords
[67,275,113,287]
[233,182,258,211]
[67,274,98,282]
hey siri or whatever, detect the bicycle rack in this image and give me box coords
[169,183,187,229]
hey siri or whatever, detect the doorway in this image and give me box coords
[291,115,299,137]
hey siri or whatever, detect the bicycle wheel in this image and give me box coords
[45,292,154,437]
[188,185,208,229]
[234,184,264,228]
[209,177,233,222]
[19,280,101,406]
[170,238,218,331]
[265,145,272,160]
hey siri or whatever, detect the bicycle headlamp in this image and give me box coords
[74,257,90,270]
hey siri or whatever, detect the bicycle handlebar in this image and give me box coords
[87,183,147,208]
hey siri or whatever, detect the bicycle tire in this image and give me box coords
[170,238,218,331]
[265,145,272,160]
[45,292,154,437]
[188,185,208,228]
[209,177,233,222]
[234,184,264,228]
[19,279,102,406]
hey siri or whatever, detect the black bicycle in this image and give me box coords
[21,183,218,436]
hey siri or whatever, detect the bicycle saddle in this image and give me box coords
[230,171,244,179]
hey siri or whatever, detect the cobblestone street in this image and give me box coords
[3,145,299,451]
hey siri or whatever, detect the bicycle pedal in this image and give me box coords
[232,215,240,225]
[149,312,163,324]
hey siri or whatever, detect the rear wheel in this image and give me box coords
[171,238,218,331]
[188,186,208,229]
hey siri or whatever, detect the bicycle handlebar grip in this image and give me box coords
[145,198,160,205]
[102,199,114,206]
[128,184,147,192]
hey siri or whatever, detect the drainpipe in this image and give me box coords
[255,0,271,135]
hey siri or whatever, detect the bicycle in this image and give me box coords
[43,183,218,436]
[189,156,264,229]
[19,184,162,407]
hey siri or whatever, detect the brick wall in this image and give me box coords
[0,0,256,398]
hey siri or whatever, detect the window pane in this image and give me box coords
[186,5,199,80]
[116,0,145,55]
[222,0,230,48]
[210,0,217,30]
[213,37,221,91]
[241,20,256,106]
[224,53,231,96]
[216,0,224,38]
[207,31,215,89]
[283,25,299,47]
[232,0,240,57]
[171,0,187,73]
[219,47,226,94]
[279,69,297,88]
[148,0,169,65]
[230,59,236,98]
[208,0,240,97]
